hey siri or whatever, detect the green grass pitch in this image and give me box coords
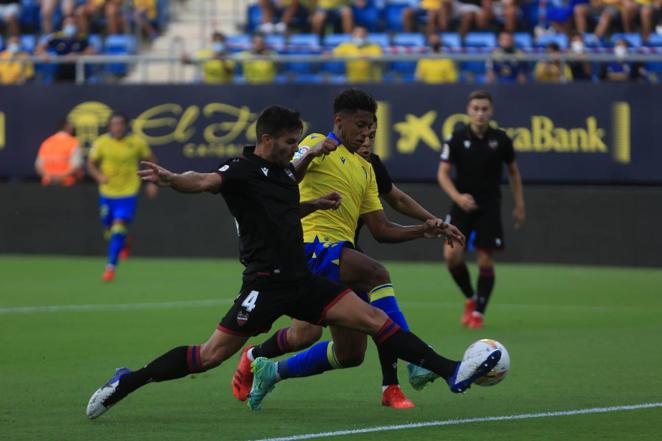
[1,255,661,441]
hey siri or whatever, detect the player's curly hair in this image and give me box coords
[333,88,377,115]
[256,106,303,140]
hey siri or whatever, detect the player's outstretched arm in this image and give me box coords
[383,184,436,222]
[363,210,465,246]
[138,161,222,193]
[300,192,342,218]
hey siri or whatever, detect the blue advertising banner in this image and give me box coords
[1,84,660,184]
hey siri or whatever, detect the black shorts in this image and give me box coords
[218,273,352,337]
[448,201,504,251]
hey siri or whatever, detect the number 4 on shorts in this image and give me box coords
[241,290,259,312]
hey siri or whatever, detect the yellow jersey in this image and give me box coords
[296,133,383,244]
[0,51,34,85]
[240,51,277,84]
[89,133,152,197]
[333,42,383,83]
[415,58,459,83]
[197,49,235,84]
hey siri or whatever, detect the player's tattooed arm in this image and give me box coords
[300,192,342,218]
[138,161,222,193]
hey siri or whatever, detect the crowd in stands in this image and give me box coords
[1,0,660,84]
[0,0,168,84]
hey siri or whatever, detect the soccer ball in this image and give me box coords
[463,339,510,386]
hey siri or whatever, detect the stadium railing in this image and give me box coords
[2,50,662,84]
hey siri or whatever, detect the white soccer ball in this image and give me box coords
[463,339,510,386]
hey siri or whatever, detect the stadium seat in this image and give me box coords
[535,33,569,49]
[583,33,602,48]
[265,34,285,51]
[392,33,425,47]
[19,34,36,53]
[104,35,137,76]
[611,33,642,48]
[441,33,461,49]
[367,33,390,47]
[352,0,381,32]
[383,1,409,33]
[646,34,662,47]
[288,33,321,50]
[464,33,497,48]
[246,3,263,33]
[226,34,251,52]
[513,32,532,49]
[88,34,104,53]
[323,33,352,49]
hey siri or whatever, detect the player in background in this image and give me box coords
[86,112,158,282]
[86,105,501,419]
[237,89,464,411]
[437,90,525,329]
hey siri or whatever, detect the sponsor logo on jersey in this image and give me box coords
[340,156,346,164]
[464,140,471,149]
[293,146,310,161]
[261,167,269,177]
[489,139,498,149]
[219,164,229,172]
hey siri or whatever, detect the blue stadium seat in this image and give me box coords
[441,33,461,48]
[611,33,642,48]
[288,33,321,49]
[513,32,532,49]
[19,34,36,53]
[464,32,497,48]
[583,33,602,48]
[88,34,104,53]
[646,34,662,47]
[392,33,425,47]
[367,33,390,47]
[323,33,352,48]
[353,0,381,32]
[226,34,251,52]
[104,35,136,76]
[535,33,569,49]
[265,34,285,50]
[246,3,263,33]
[383,1,409,33]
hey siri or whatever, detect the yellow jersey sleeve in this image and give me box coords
[294,133,327,170]
[135,135,152,160]
[89,138,104,162]
[359,157,383,215]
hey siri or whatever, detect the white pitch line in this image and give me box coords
[254,402,662,441]
[0,299,232,314]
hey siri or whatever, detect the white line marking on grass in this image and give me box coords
[0,299,232,314]
[254,402,662,441]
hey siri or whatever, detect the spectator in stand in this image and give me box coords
[542,0,590,34]
[35,120,84,186]
[534,42,573,82]
[240,33,277,84]
[0,0,20,36]
[599,38,649,81]
[592,0,631,39]
[133,0,159,40]
[332,25,382,83]
[76,0,124,34]
[36,15,96,82]
[415,33,459,83]
[41,0,76,34]
[403,0,449,34]
[310,0,353,35]
[442,0,519,35]
[182,31,236,84]
[258,0,308,34]
[624,0,660,42]
[568,32,592,80]
[486,31,528,84]
[0,36,34,84]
